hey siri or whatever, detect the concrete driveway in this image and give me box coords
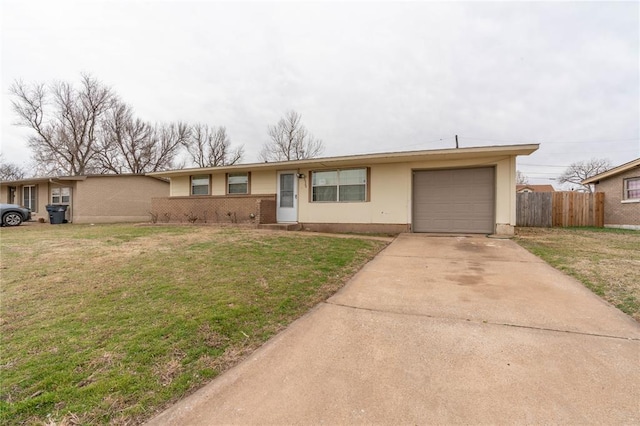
[147,234,640,425]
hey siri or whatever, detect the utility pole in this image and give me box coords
[455,135,459,148]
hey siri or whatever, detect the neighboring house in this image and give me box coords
[148,144,538,235]
[516,184,555,193]
[582,158,640,230]
[0,174,169,223]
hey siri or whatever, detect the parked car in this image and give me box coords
[0,203,32,226]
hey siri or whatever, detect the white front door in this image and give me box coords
[277,171,298,223]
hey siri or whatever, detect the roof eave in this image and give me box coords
[582,158,640,184]
[0,174,164,186]
[147,143,540,178]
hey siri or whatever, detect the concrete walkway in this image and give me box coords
[147,234,640,425]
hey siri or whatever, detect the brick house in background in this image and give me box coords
[516,184,555,193]
[1,174,169,223]
[582,158,640,230]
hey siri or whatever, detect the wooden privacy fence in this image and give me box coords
[516,192,604,227]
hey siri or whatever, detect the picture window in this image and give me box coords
[312,168,367,202]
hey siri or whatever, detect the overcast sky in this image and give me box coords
[1,1,638,185]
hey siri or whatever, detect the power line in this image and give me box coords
[394,137,455,149]
[462,136,638,145]
[518,163,568,168]
[524,173,563,176]
[390,135,638,154]
[462,137,533,144]
[540,138,639,144]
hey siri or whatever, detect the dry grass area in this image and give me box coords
[0,223,388,425]
[515,227,639,321]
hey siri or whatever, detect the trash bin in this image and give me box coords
[46,204,68,224]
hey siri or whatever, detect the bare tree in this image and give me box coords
[558,158,611,192]
[97,101,190,173]
[97,102,149,173]
[10,74,115,175]
[516,170,529,185]
[0,154,27,181]
[146,122,191,172]
[184,124,243,167]
[259,111,324,162]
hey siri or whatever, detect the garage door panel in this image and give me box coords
[413,168,495,233]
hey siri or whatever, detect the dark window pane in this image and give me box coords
[339,185,366,202]
[192,185,209,195]
[313,186,337,202]
[228,183,248,194]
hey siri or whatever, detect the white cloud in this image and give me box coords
[1,0,638,183]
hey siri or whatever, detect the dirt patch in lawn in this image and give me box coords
[515,227,640,321]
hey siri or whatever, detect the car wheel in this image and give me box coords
[2,212,23,226]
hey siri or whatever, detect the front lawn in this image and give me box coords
[0,224,388,425]
[515,227,639,321]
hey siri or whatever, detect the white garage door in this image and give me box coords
[413,168,495,233]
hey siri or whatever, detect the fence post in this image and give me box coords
[595,192,605,227]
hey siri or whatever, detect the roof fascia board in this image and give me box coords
[582,158,640,184]
[148,144,540,178]
[0,174,162,186]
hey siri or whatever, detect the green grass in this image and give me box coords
[515,227,640,321]
[0,224,387,425]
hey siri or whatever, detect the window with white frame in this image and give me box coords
[191,175,210,195]
[624,177,640,200]
[312,168,367,202]
[51,187,71,204]
[23,185,37,211]
[227,173,249,194]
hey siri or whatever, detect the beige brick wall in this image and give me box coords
[0,186,8,203]
[150,195,277,225]
[595,168,640,226]
[73,176,169,223]
[2,176,169,223]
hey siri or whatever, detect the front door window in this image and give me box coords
[280,173,294,208]
[277,171,298,223]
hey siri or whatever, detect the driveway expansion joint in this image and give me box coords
[382,254,545,263]
[324,301,640,342]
